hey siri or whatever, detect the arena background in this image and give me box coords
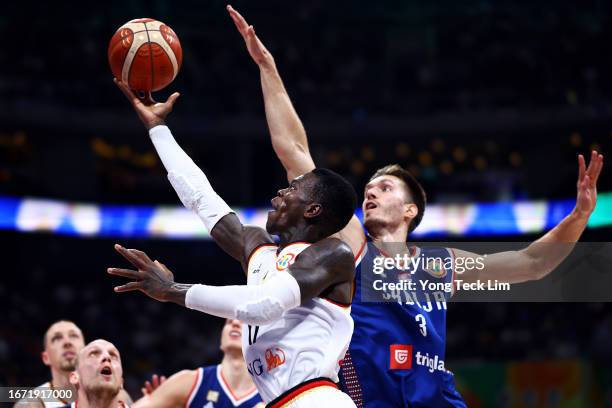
[1,1,612,406]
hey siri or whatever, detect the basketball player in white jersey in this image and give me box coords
[62,339,128,408]
[110,80,359,407]
[133,319,263,408]
[14,322,132,408]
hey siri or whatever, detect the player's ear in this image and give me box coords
[69,371,79,386]
[303,203,322,219]
[41,351,51,366]
[404,203,418,222]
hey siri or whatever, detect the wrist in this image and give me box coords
[164,282,192,306]
[146,118,166,131]
[570,207,591,221]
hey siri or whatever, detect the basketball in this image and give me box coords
[108,18,182,92]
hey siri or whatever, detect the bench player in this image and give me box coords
[110,78,359,407]
[133,319,263,408]
[226,5,605,407]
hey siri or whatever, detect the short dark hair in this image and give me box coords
[369,164,427,234]
[309,168,358,236]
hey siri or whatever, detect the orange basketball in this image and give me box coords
[108,18,182,92]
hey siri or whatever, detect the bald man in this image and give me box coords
[64,339,128,408]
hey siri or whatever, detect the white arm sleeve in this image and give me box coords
[148,125,234,232]
[185,272,301,325]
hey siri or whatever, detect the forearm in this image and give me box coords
[184,272,300,325]
[520,209,589,279]
[259,64,315,180]
[148,125,234,232]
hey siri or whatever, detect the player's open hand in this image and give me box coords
[575,150,604,217]
[114,78,180,130]
[141,374,167,396]
[107,244,176,302]
[227,5,274,68]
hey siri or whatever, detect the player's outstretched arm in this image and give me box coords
[228,6,366,258]
[108,240,353,324]
[227,5,315,182]
[114,79,272,267]
[453,151,604,285]
[132,370,195,408]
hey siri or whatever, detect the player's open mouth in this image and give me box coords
[63,351,76,359]
[229,330,241,338]
[365,201,377,210]
[100,366,113,379]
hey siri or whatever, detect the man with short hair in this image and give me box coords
[110,61,359,406]
[14,321,85,408]
[134,319,263,408]
[226,5,605,407]
[63,339,128,408]
[14,322,131,408]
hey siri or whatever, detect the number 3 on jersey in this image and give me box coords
[415,314,427,337]
[248,325,260,345]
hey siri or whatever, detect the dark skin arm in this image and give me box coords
[108,238,355,307]
[114,79,273,273]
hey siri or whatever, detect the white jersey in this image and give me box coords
[243,242,354,403]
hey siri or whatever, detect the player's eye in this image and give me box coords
[51,335,61,342]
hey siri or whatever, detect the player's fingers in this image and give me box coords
[161,375,167,383]
[586,150,598,176]
[152,374,159,387]
[167,92,180,107]
[141,387,147,396]
[114,244,148,269]
[227,6,246,31]
[577,154,585,182]
[107,267,141,280]
[114,78,139,103]
[129,248,155,265]
[114,281,142,293]
[593,154,604,184]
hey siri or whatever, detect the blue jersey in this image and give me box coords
[187,365,264,408]
[340,242,466,407]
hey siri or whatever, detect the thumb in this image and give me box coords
[167,92,180,106]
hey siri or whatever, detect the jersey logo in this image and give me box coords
[276,253,296,270]
[423,260,447,278]
[265,347,286,372]
[390,344,413,370]
[206,390,219,402]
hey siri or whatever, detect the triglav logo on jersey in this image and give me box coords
[389,344,413,370]
[276,253,296,270]
[265,347,286,372]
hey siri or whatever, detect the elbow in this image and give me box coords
[527,256,553,281]
[235,297,286,326]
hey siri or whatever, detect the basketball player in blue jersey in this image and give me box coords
[225,5,605,407]
[110,66,359,405]
[133,319,263,408]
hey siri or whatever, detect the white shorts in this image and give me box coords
[267,379,356,408]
